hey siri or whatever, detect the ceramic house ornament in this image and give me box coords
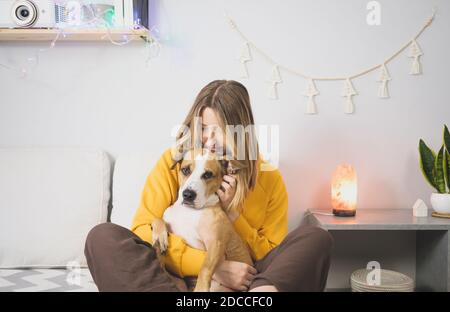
[412,198,428,217]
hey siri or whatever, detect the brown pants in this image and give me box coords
[84,222,333,292]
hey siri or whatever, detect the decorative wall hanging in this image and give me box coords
[226,8,436,114]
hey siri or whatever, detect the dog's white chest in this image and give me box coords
[163,202,205,250]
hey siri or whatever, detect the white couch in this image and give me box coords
[0,147,158,292]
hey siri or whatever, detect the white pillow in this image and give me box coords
[111,152,159,229]
[0,147,111,268]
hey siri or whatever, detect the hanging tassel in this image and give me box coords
[267,65,282,99]
[239,42,251,78]
[378,81,389,98]
[411,58,421,75]
[377,63,391,98]
[341,78,357,114]
[344,98,354,114]
[306,98,317,114]
[303,78,319,114]
[408,39,423,75]
[267,82,277,99]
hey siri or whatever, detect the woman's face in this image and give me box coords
[201,107,224,153]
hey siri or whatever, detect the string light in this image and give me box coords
[145,26,162,66]
[0,6,160,77]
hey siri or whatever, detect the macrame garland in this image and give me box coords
[226,8,435,113]
[409,39,423,75]
[377,63,391,98]
[303,78,319,114]
[342,79,357,114]
[239,42,252,78]
[267,65,282,99]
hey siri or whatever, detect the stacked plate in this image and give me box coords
[350,269,415,292]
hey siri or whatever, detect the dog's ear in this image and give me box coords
[220,159,247,175]
[170,158,182,170]
[227,160,247,175]
[170,135,190,170]
[219,159,229,175]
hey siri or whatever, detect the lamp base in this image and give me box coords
[332,209,356,217]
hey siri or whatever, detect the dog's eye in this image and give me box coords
[181,166,191,176]
[202,171,213,179]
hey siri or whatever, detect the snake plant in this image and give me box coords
[419,125,450,193]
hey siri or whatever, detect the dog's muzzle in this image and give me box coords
[182,188,197,206]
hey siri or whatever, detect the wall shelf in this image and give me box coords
[0,28,151,42]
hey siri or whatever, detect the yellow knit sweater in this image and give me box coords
[131,148,288,277]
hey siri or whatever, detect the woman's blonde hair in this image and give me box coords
[173,80,259,213]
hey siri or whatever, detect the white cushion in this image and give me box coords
[111,152,159,229]
[0,148,111,268]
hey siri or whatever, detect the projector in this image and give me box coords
[0,0,56,28]
[54,0,149,29]
[54,0,124,28]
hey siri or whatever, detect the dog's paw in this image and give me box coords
[193,277,211,292]
[152,230,168,254]
[152,231,168,255]
[151,220,169,255]
[193,284,210,292]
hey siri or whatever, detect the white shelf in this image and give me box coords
[0,28,150,42]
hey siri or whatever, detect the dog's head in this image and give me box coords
[174,148,244,210]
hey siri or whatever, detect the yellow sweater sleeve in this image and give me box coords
[233,173,288,261]
[131,148,206,277]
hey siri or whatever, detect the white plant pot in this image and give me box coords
[430,193,450,214]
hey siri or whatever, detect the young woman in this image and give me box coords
[85,80,333,292]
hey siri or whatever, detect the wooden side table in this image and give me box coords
[306,209,450,291]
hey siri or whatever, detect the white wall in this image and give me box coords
[1,0,449,289]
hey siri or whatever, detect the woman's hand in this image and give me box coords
[212,260,257,291]
[217,174,240,221]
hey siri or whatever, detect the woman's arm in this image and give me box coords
[131,148,206,277]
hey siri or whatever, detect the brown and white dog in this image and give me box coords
[151,148,253,292]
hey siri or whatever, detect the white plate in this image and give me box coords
[350,269,414,292]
